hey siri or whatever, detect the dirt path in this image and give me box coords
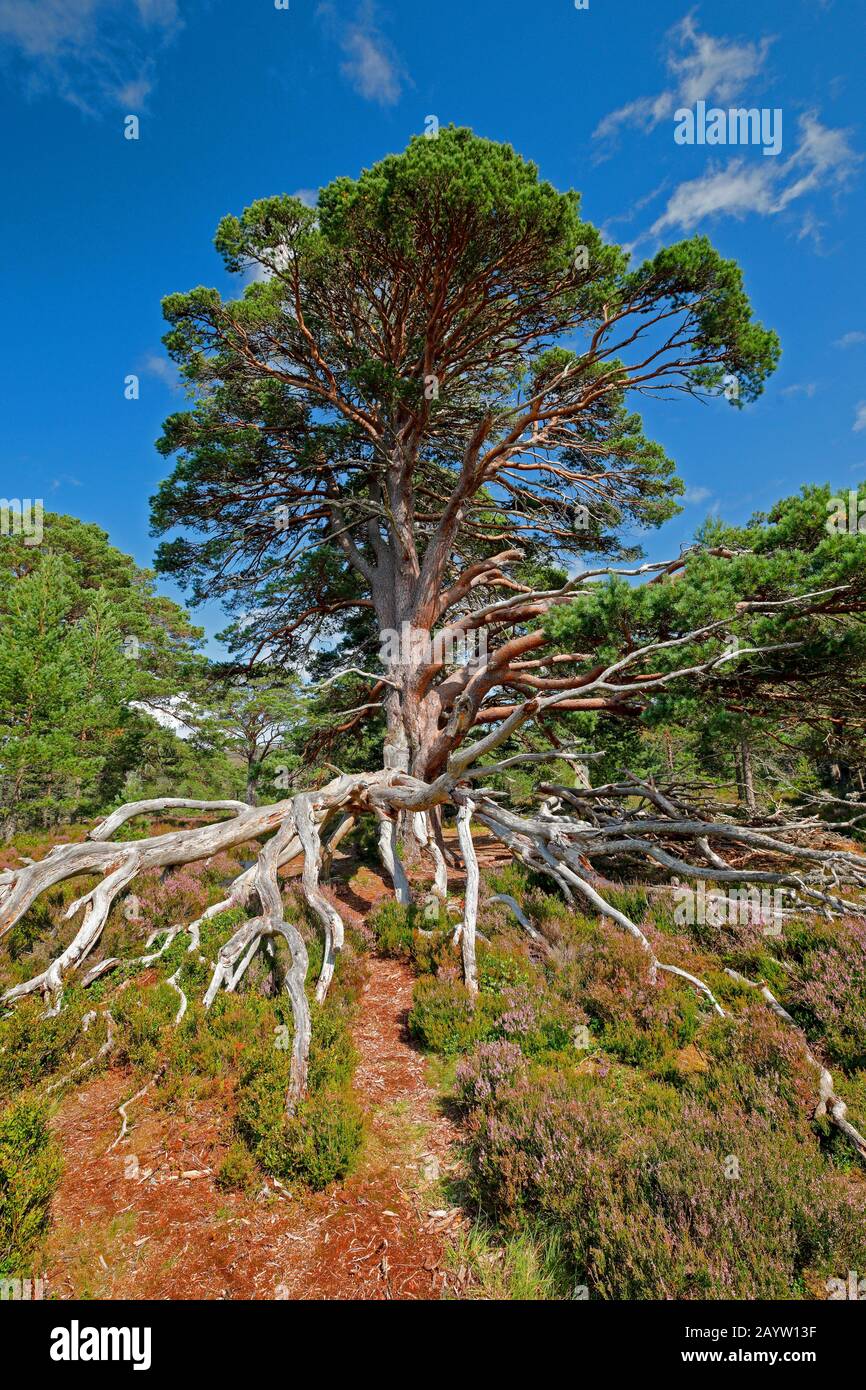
[43,955,463,1301]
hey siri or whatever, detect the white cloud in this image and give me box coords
[594,14,773,149]
[781,383,817,398]
[854,402,866,433]
[683,485,712,504]
[646,112,858,238]
[318,2,405,107]
[835,331,866,349]
[796,210,828,251]
[115,73,153,107]
[670,14,772,107]
[341,28,400,105]
[0,0,179,112]
[141,351,182,392]
[648,161,775,234]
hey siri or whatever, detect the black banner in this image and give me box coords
[3,1297,861,1375]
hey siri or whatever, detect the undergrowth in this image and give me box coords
[374,863,866,1300]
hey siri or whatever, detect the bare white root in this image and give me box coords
[376,811,411,905]
[414,812,448,901]
[487,893,546,945]
[43,1011,116,1096]
[89,798,249,842]
[321,814,356,882]
[2,761,864,1120]
[724,969,866,1164]
[455,799,479,994]
[0,773,447,1102]
[476,805,725,1018]
[294,793,346,1004]
[3,858,139,1012]
[108,1074,158,1153]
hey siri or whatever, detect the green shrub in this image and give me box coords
[477,945,534,996]
[111,981,180,1070]
[253,1089,363,1189]
[369,899,416,959]
[215,1141,258,1193]
[0,1100,62,1277]
[236,1051,363,1190]
[368,899,451,966]
[605,886,649,926]
[307,1005,357,1093]
[0,1001,85,1099]
[408,976,498,1054]
[232,968,364,1190]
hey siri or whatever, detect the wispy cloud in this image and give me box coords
[644,112,858,239]
[593,13,773,152]
[683,485,713,504]
[854,402,866,433]
[835,330,866,349]
[318,2,405,107]
[0,0,180,113]
[781,383,818,399]
[140,351,182,392]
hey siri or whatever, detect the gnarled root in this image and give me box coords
[725,969,866,1166]
[376,811,411,905]
[3,858,139,1012]
[455,798,479,993]
[202,817,311,1106]
[413,812,448,902]
[4,763,865,1118]
[475,801,725,1018]
[294,793,346,1004]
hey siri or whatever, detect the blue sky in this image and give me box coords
[1,0,864,651]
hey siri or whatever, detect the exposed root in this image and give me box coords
[725,969,866,1165]
[376,811,411,906]
[166,968,188,1025]
[108,1068,165,1154]
[321,813,356,882]
[3,858,139,1012]
[477,803,725,1018]
[294,793,346,1004]
[414,812,448,901]
[43,1010,116,1096]
[455,799,479,994]
[3,762,865,1118]
[487,893,546,946]
[201,817,311,1107]
[89,798,249,842]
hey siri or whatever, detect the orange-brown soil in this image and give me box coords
[42,859,474,1301]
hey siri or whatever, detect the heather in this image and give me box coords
[395,865,866,1300]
